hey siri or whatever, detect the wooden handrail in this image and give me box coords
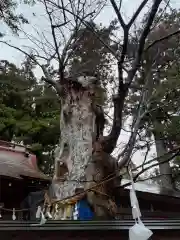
[117,207,180,218]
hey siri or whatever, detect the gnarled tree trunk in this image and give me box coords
[52,78,118,219]
[53,80,94,197]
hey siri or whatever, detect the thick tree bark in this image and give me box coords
[53,80,94,197]
[52,79,118,218]
[153,129,174,189]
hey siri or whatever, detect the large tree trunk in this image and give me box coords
[153,130,174,189]
[52,79,118,219]
[53,81,94,196]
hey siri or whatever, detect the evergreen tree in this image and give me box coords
[0,58,60,174]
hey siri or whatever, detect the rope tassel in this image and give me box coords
[39,211,47,225]
[12,208,16,220]
[36,206,42,219]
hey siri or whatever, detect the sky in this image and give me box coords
[3,0,180,66]
[1,0,180,64]
[0,0,180,168]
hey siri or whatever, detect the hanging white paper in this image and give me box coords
[128,169,153,240]
[12,208,16,220]
[129,217,153,240]
[36,206,42,219]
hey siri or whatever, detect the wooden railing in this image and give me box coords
[116,207,180,219]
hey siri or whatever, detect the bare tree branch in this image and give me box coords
[102,0,163,155]
[127,0,149,28]
[43,0,63,74]
[103,1,164,156]
[150,0,170,31]
[118,104,148,168]
[61,0,67,22]
[117,50,160,166]
[0,41,62,94]
[110,0,126,28]
[141,143,151,170]
[133,150,180,182]
[46,0,119,58]
[118,0,122,11]
[127,0,163,85]
[102,91,127,154]
[145,29,180,52]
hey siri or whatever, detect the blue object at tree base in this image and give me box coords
[76,199,94,220]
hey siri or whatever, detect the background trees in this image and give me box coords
[0,58,60,174]
[125,8,180,188]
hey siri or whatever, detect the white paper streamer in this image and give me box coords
[36,206,41,219]
[129,168,153,240]
[31,209,47,226]
[12,208,16,220]
[39,211,47,225]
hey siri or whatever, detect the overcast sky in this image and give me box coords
[0,0,180,167]
[2,0,180,66]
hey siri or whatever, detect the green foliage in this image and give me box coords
[65,20,119,109]
[0,58,60,174]
[68,20,118,91]
[126,9,180,141]
[125,9,180,187]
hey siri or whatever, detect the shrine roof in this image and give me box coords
[120,179,180,199]
[0,140,50,181]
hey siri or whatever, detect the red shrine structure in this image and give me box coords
[0,140,50,219]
